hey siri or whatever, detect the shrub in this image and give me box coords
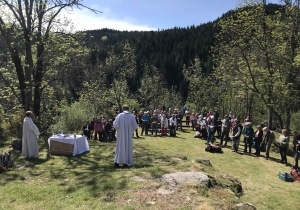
[2,110,24,140]
[49,101,94,134]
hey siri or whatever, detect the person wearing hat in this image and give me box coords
[253,125,263,156]
[242,122,254,153]
[22,111,40,158]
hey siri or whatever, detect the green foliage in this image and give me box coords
[1,110,25,140]
[212,3,300,128]
[0,105,11,141]
[290,111,300,132]
[49,101,92,134]
[137,65,182,110]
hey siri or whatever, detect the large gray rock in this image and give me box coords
[157,171,215,194]
[157,171,215,187]
[156,171,215,195]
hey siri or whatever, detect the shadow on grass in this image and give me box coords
[1,136,176,200]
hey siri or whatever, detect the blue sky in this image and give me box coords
[68,0,279,31]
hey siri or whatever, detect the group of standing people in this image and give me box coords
[20,106,300,170]
[82,117,116,141]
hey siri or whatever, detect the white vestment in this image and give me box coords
[22,116,40,158]
[113,111,138,165]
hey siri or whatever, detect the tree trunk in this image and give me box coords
[267,106,273,130]
[286,107,291,134]
[24,29,33,111]
[10,51,27,109]
[273,110,284,129]
[248,94,254,120]
[33,43,45,117]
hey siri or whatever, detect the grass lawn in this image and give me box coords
[0,128,298,210]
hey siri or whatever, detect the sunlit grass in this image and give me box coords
[0,128,298,210]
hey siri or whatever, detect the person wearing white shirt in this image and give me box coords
[169,114,177,137]
[161,114,169,136]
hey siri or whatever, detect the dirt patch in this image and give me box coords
[116,180,201,209]
[131,176,148,182]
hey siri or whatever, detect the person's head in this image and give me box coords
[225,115,228,119]
[256,125,261,130]
[86,120,89,124]
[293,131,298,136]
[235,120,240,125]
[163,114,166,118]
[263,127,269,132]
[282,129,287,135]
[122,104,129,111]
[26,111,33,118]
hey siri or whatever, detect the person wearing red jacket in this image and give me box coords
[94,118,105,141]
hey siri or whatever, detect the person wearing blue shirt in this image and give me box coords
[141,111,150,136]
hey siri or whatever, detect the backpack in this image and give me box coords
[277,172,294,182]
[205,144,223,153]
[0,152,14,168]
[291,169,300,182]
[11,139,22,150]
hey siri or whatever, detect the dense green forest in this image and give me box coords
[0,1,300,138]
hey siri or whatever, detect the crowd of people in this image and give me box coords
[80,106,299,169]
[21,105,300,169]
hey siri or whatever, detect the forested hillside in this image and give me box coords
[0,1,299,139]
[85,22,215,98]
[83,3,282,99]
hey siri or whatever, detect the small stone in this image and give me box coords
[236,203,256,210]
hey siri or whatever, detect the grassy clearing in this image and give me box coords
[0,128,298,210]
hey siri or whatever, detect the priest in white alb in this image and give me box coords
[113,104,138,168]
[22,111,40,158]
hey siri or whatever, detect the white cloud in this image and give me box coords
[65,8,156,32]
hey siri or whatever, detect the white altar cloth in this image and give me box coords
[48,134,90,156]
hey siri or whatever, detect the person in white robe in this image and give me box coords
[22,111,40,158]
[113,104,138,167]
